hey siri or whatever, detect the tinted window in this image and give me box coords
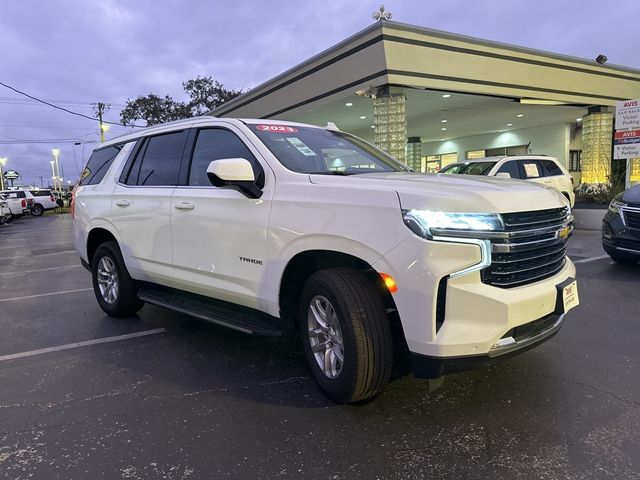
[189,129,261,186]
[127,131,187,186]
[519,160,542,179]
[29,190,52,197]
[540,160,563,176]
[79,146,122,185]
[440,162,496,175]
[496,161,522,179]
[439,163,465,174]
[0,190,26,198]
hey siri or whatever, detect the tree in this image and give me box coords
[120,77,242,126]
[184,76,243,116]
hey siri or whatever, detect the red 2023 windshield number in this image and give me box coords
[255,125,298,133]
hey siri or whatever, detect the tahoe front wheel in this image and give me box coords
[91,241,143,317]
[299,268,393,403]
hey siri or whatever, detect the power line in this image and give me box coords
[0,81,143,127]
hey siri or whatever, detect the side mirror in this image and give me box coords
[207,158,262,199]
[495,172,511,179]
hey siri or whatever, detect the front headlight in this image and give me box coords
[402,210,504,239]
[608,196,625,215]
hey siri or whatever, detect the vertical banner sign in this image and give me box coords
[614,99,640,159]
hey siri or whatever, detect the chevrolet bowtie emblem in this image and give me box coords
[558,226,571,239]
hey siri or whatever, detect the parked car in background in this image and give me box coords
[0,190,29,219]
[74,117,578,403]
[603,184,640,264]
[440,155,575,207]
[26,189,58,216]
[0,197,11,224]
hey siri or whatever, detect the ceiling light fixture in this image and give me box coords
[576,118,583,122]
[441,127,447,131]
[441,119,447,123]
[517,114,524,118]
[360,116,366,119]
[507,123,513,127]
[345,102,353,107]
[442,94,451,98]
[520,99,569,105]
[370,125,375,128]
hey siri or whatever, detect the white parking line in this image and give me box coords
[0,288,93,302]
[0,249,76,260]
[0,328,166,362]
[0,265,84,276]
[573,254,610,264]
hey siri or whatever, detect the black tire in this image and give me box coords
[299,268,393,403]
[91,241,144,317]
[31,204,44,216]
[5,215,12,223]
[607,250,639,265]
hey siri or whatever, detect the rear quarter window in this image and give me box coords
[79,145,123,185]
[540,160,563,176]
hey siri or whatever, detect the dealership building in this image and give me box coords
[212,19,640,186]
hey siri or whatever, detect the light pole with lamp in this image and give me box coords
[52,149,61,195]
[50,160,57,192]
[0,157,6,191]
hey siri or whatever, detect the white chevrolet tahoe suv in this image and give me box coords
[440,155,576,207]
[74,117,578,403]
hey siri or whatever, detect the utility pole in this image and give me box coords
[93,102,111,143]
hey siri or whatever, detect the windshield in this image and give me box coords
[440,161,497,175]
[249,124,409,174]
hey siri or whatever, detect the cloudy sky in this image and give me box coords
[1,0,638,186]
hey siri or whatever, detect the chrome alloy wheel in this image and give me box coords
[97,256,119,304]
[307,295,344,379]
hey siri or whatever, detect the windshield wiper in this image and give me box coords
[306,170,351,176]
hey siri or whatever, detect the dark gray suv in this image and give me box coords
[603,184,640,264]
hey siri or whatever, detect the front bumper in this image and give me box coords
[373,234,576,369]
[411,312,564,378]
[602,211,640,257]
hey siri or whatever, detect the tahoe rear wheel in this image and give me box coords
[91,241,143,317]
[31,204,44,216]
[299,268,393,403]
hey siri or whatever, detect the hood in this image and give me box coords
[622,184,640,206]
[309,172,568,213]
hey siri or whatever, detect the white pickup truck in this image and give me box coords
[73,117,578,403]
[0,190,29,219]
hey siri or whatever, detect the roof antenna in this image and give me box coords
[325,122,340,131]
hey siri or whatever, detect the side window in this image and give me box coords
[188,129,263,187]
[496,161,521,179]
[519,160,542,179]
[125,131,187,186]
[540,160,563,177]
[79,146,122,185]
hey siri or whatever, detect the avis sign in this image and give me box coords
[613,129,640,159]
[616,99,640,130]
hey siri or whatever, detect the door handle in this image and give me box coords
[115,199,131,207]
[174,202,194,211]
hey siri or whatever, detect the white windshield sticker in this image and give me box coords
[524,162,540,177]
[286,137,316,156]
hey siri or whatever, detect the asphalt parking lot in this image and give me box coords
[1,215,639,480]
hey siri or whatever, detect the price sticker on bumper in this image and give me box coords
[562,281,579,313]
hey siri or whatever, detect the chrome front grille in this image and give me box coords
[481,207,571,288]
[622,206,640,229]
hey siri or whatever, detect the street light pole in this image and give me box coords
[50,160,57,192]
[52,149,61,195]
[0,157,6,191]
